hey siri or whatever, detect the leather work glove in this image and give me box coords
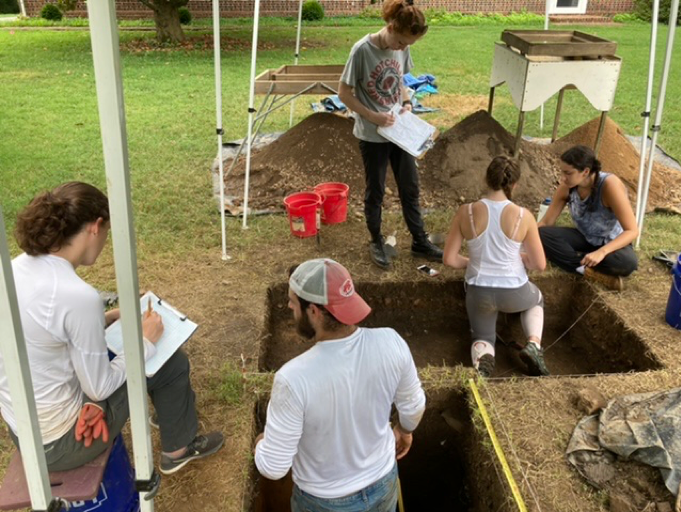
[75,403,109,448]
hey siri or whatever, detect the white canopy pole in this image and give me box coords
[242,0,262,229]
[636,0,679,247]
[0,210,55,511]
[87,0,157,508]
[635,0,660,225]
[213,0,230,260]
[540,0,550,131]
[288,0,305,127]
[18,0,26,17]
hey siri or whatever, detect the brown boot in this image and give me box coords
[584,267,624,292]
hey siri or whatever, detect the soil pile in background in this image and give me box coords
[227,113,367,210]
[551,117,681,212]
[225,111,561,212]
[421,110,561,208]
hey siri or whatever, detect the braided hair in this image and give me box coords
[485,156,521,200]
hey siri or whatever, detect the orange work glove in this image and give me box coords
[75,403,109,448]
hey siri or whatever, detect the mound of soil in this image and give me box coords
[224,110,681,215]
[550,116,681,212]
[421,110,561,208]
[225,110,561,212]
[227,113,368,210]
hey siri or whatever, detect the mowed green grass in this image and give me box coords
[1,21,680,259]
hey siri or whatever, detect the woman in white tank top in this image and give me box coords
[443,157,548,378]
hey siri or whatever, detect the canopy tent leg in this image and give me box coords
[212,0,231,260]
[635,0,660,224]
[637,0,679,248]
[288,0,305,128]
[0,210,55,511]
[243,0,262,230]
[87,0,157,507]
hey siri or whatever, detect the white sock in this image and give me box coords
[471,340,495,368]
[520,305,544,346]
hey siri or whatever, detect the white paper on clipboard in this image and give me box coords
[377,103,437,157]
[105,291,198,377]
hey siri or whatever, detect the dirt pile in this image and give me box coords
[421,110,561,208]
[551,116,681,212]
[227,113,366,210]
[224,110,680,215]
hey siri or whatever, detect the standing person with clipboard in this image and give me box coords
[338,0,442,270]
[0,182,224,475]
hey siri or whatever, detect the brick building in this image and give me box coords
[24,0,635,20]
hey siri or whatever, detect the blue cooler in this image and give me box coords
[65,436,139,512]
[666,254,681,330]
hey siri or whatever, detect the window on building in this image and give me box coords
[548,0,588,14]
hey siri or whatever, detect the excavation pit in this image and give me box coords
[249,390,475,511]
[260,277,661,377]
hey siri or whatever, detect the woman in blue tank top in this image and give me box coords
[539,145,638,291]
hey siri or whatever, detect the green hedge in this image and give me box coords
[0,0,19,14]
[633,0,680,24]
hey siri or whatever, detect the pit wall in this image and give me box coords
[26,0,634,21]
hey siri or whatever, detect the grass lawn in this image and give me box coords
[1,18,681,511]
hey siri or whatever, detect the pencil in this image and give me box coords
[147,297,152,317]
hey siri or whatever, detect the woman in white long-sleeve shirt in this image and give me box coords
[0,182,223,474]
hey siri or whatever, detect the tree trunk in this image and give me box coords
[152,1,185,43]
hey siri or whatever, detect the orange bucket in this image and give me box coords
[283,192,322,238]
[314,182,350,225]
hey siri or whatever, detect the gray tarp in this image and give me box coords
[567,387,681,496]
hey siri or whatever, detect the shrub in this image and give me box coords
[40,3,62,20]
[301,0,324,21]
[633,0,680,24]
[56,0,77,12]
[178,7,191,25]
[0,0,19,15]
[358,6,381,19]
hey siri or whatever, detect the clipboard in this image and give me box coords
[377,103,437,158]
[105,291,198,377]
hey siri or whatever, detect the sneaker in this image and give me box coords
[584,267,624,292]
[476,354,495,378]
[519,342,550,377]
[369,239,391,270]
[160,432,224,475]
[411,237,443,262]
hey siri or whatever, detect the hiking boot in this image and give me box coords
[519,342,550,377]
[476,354,495,378]
[160,432,224,475]
[411,237,443,262]
[584,267,624,292]
[370,239,391,270]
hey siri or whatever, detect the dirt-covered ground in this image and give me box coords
[2,104,681,511]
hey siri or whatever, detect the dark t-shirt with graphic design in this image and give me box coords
[341,34,413,142]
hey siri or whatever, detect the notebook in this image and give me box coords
[105,291,198,377]
[377,103,437,158]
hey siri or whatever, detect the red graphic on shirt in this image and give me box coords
[367,58,402,106]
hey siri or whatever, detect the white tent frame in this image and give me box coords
[635,0,679,247]
[214,0,337,250]
[0,0,160,509]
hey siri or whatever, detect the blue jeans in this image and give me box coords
[291,463,398,512]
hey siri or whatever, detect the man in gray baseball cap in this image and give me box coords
[255,258,426,511]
